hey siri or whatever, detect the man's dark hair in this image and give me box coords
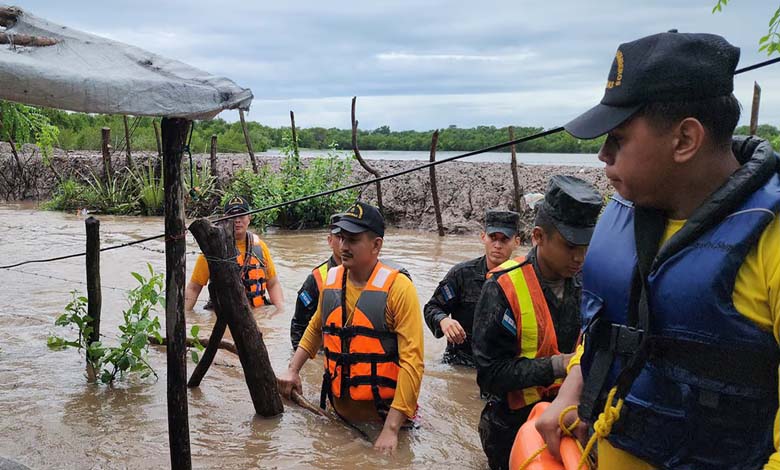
[534,208,557,236]
[638,94,741,150]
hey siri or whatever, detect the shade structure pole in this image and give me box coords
[161,117,192,470]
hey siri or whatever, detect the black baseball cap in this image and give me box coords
[485,210,521,238]
[538,175,602,245]
[224,195,250,215]
[565,31,740,139]
[329,213,342,229]
[332,202,385,237]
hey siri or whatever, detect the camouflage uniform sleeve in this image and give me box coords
[423,265,461,338]
[290,273,319,350]
[473,277,556,397]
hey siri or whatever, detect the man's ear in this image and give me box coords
[672,117,705,164]
[531,226,544,247]
[373,237,384,253]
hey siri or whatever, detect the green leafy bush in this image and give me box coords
[224,139,357,230]
[48,264,165,384]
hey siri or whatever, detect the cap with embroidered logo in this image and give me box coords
[331,202,385,237]
[565,30,740,139]
[224,195,251,215]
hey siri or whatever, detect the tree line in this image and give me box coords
[22,106,780,156]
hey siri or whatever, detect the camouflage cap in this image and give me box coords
[484,210,521,238]
[539,175,602,245]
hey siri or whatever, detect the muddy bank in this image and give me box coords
[0,143,610,233]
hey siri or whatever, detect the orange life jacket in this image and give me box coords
[491,256,562,410]
[319,261,400,413]
[236,233,271,307]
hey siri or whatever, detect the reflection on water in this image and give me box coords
[0,203,528,469]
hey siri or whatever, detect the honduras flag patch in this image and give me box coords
[501,309,517,336]
[298,290,314,307]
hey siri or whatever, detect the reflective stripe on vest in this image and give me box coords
[236,233,270,307]
[320,262,400,406]
[312,260,330,294]
[493,257,561,410]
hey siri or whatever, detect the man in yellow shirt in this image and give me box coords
[536,31,780,469]
[184,196,284,312]
[277,201,424,455]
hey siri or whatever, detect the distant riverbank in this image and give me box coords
[0,144,611,234]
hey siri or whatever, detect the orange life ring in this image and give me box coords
[508,401,584,470]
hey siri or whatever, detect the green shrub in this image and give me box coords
[48,264,165,384]
[41,178,88,211]
[224,139,356,230]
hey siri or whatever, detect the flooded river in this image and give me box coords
[0,203,528,469]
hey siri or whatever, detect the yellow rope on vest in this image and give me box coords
[517,404,592,470]
[577,386,624,470]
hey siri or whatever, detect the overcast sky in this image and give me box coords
[18,0,780,130]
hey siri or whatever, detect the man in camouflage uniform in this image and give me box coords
[472,175,602,470]
[424,210,522,367]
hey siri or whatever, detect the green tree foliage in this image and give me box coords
[0,101,59,159]
[713,1,780,55]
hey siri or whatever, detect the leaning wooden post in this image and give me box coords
[509,126,525,213]
[428,130,444,237]
[161,117,192,470]
[85,216,101,380]
[351,97,384,213]
[101,127,112,184]
[187,318,227,387]
[238,109,259,173]
[123,115,135,171]
[209,135,220,189]
[188,218,284,417]
[290,110,300,160]
[750,81,761,136]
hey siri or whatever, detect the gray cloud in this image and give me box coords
[16,0,780,129]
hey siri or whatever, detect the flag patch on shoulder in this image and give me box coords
[501,309,517,336]
[442,284,456,301]
[298,291,314,307]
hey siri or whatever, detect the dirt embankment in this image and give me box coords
[0,143,611,233]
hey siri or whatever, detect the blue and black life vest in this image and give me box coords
[579,137,780,469]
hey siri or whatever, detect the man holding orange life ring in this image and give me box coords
[472,176,602,470]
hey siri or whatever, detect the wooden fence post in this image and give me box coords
[85,216,101,380]
[750,81,761,136]
[238,109,259,173]
[290,110,300,160]
[161,117,192,470]
[101,127,112,184]
[209,134,220,189]
[188,218,284,417]
[428,130,444,236]
[509,126,525,213]
[351,97,384,213]
[123,115,135,171]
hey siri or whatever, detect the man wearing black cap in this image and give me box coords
[536,32,780,470]
[424,210,522,367]
[472,175,602,470]
[185,196,284,312]
[277,202,424,455]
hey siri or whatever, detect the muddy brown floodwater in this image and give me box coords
[0,203,530,470]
